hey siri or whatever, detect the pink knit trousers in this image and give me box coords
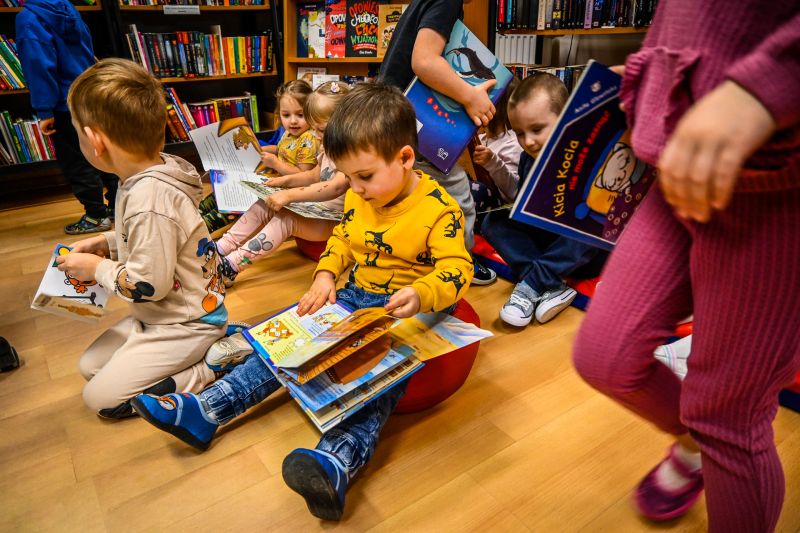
[216,199,337,271]
[573,186,800,532]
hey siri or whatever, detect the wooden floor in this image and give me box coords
[2,195,800,532]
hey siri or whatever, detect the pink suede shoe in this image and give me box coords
[634,444,704,521]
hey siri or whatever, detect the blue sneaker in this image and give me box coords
[282,448,349,521]
[130,393,218,451]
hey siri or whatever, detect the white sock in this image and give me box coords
[654,444,702,491]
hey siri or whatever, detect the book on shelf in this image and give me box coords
[126,24,272,79]
[311,73,339,89]
[119,0,267,5]
[31,244,109,322]
[494,0,658,30]
[308,3,326,58]
[376,4,403,60]
[0,110,56,165]
[296,2,317,58]
[242,301,491,432]
[163,87,259,144]
[345,0,378,58]
[324,0,346,58]
[404,19,513,174]
[0,35,26,91]
[297,66,326,82]
[510,61,656,250]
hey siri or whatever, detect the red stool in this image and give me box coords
[295,237,327,261]
[395,299,482,414]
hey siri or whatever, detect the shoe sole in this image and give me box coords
[130,396,211,452]
[499,308,533,327]
[282,453,344,521]
[471,275,497,286]
[535,291,577,324]
[64,226,112,235]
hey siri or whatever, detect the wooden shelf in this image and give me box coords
[158,71,276,83]
[288,57,381,64]
[119,2,268,11]
[500,27,649,36]
[0,3,101,11]
[0,89,29,95]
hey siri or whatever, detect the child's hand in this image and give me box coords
[263,176,287,188]
[265,189,293,212]
[297,271,337,316]
[261,152,278,167]
[69,235,109,256]
[55,252,104,281]
[464,80,497,127]
[385,287,420,318]
[472,144,494,167]
[39,117,56,136]
[657,81,776,222]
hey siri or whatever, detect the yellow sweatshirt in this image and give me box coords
[315,172,473,312]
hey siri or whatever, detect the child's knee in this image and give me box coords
[78,352,98,381]
[572,321,642,394]
[82,378,129,414]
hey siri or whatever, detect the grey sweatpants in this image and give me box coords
[415,160,476,250]
[79,316,224,413]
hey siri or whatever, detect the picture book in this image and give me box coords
[31,244,109,322]
[238,180,343,220]
[189,116,268,213]
[509,60,656,250]
[325,0,347,58]
[345,0,379,57]
[404,19,513,174]
[377,4,403,60]
[308,5,327,59]
[296,3,318,58]
[243,302,491,431]
[297,66,326,83]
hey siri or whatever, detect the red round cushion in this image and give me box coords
[295,237,327,261]
[395,299,481,414]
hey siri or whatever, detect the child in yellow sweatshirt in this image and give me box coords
[131,83,473,521]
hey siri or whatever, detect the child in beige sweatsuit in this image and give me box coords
[56,58,228,418]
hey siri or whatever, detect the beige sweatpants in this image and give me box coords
[79,316,224,413]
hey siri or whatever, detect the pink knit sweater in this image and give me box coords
[620,0,800,192]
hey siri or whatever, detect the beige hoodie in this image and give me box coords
[95,154,227,326]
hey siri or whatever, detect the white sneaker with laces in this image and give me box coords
[205,332,253,372]
[534,285,577,324]
[499,281,539,327]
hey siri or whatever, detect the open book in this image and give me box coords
[238,180,342,221]
[31,244,109,322]
[242,301,491,432]
[404,19,513,174]
[510,60,657,250]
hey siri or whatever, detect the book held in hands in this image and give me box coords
[510,60,656,250]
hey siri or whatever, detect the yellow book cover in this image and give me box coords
[377,4,404,60]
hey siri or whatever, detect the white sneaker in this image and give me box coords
[205,332,253,372]
[534,285,577,324]
[499,281,539,327]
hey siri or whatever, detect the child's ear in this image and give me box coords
[83,126,107,158]
[399,145,415,170]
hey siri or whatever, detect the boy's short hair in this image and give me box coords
[323,82,417,163]
[509,72,569,116]
[68,58,166,157]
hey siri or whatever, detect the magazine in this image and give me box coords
[31,244,109,322]
[509,60,657,250]
[404,19,513,174]
[239,179,343,221]
[243,301,491,431]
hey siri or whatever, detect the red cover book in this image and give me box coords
[31,122,48,160]
[325,0,346,58]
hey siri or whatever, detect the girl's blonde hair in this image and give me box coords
[304,81,351,127]
[274,79,313,127]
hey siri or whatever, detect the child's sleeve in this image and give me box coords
[417,0,463,39]
[726,11,800,130]
[94,213,184,303]
[15,34,59,118]
[103,230,118,260]
[313,207,355,281]
[411,207,474,312]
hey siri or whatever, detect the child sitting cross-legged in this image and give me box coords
[214,81,349,286]
[131,83,473,521]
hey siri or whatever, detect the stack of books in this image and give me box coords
[0,35,25,91]
[0,111,56,165]
[126,24,273,79]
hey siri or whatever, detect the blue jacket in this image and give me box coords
[15,0,95,118]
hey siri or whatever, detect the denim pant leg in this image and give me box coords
[525,236,599,293]
[316,379,410,475]
[200,353,282,425]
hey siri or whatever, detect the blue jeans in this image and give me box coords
[481,209,601,294]
[202,282,411,474]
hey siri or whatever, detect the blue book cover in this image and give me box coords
[404,19,513,174]
[510,60,656,251]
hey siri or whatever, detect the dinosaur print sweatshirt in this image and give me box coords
[315,172,473,312]
[94,153,227,326]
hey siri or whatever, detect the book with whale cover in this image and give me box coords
[404,19,513,174]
